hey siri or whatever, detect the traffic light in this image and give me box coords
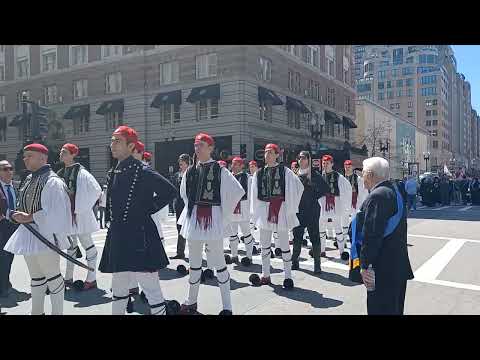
[240,144,247,159]
[31,103,50,141]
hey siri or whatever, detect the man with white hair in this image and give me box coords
[4,143,73,315]
[351,157,414,315]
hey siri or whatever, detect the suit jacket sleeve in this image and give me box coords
[359,191,389,269]
[147,168,178,213]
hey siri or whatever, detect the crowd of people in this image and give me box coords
[0,126,414,316]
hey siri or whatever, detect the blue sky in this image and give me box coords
[451,45,480,111]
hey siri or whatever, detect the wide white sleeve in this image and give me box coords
[250,172,259,217]
[357,176,368,208]
[33,177,73,235]
[75,169,102,215]
[221,168,245,222]
[338,174,352,212]
[177,170,188,226]
[285,167,304,217]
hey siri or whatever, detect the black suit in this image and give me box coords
[359,180,414,315]
[0,183,19,294]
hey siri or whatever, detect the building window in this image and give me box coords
[258,56,272,82]
[431,130,438,136]
[288,70,294,91]
[432,120,438,126]
[0,65,4,81]
[408,112,414,118]
[159,103,181,126]
[378,92,384,101]
[387,91,393,99]
[407,88,414,97]
[406,78,414,87]
[105,72,122,94]
[287,109,301,129]
[294,72,301,93]
[396,79,403,87]
[196,53,217,79]
[73,79,88,100]
[378,70,386,79]
[421,87,437,96]
[259,101,272,122]
[327,87,336,108]
[397,89,402,97]
[73,114,90,135]
[432,140,438,149]
[43,85,57,105]
[390,104,395,110]
[312,47,319,67]
[105,111,123,131]
[17,59,29,79]
[314,82,320,101]
[70,45,88,66]
[408,101,413,108]
[391,68,399,78]
[41,46,57,73]
[159,61,179,85]
[195,99,219,121]
[102,45,122,58]
[325,45,336,77]
[421,75,437,85]
[0,95,5,113]
[387,81,392,89]
[426,110,432,117]
[426,120,431,126]
[345,96,351,113]
[378,82,384,90]
[392,48,403,65]
[402,67,414,76]
[406,56,414,64]
[432,109,438,116]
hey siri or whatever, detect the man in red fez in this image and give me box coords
[99,126,179,315]
[4,143,73,315]
[248,160,258,176]
[319,155,352,262]
[249,143,304,289]
[58,143,102,291]
[177,132,245,315]
[224,156,256,267]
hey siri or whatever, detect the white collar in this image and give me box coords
[198,158,215,164]
[0,180,13,187]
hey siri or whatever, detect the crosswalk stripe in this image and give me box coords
[431,206,451,211]
[459,206,473,211]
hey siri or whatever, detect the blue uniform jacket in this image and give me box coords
[99,156,177,273]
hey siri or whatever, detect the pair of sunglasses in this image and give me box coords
[0,167,13,171]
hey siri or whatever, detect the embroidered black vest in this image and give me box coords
[17,165,60,214]
[257,165,286,201]
[57,163,84,197]
[323,171,340,196]
[347,174,359,193]
[185,161,222,217]
[234,172,249,201]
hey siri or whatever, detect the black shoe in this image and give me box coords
[231,256,240,265]
[291,260,299,270]
[219,309,233,315]
[283,278,294,290]
[169,254,185,260]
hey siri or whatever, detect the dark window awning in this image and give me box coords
[286,96,311,114]
[151,90,182,109]
[186,84,220,103]
[258,86,283,106]
[64,104,90,120]
[325,109,343,124]
[9,115,23,127]
[343,116,357,128]
[96,98,124,115]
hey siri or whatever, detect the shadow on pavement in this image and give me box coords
[0,288,31,308]
[199,277,250,291]
[232,263,283,274]
[65,288,112,308]
[271,283,343,309]
[159,267,188,281]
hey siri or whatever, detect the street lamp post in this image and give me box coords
[423,151,430,172]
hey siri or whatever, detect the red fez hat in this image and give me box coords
[232,157,243,164]
[134,141,145,154]
[249,161,257,167]
[24,143,49,155]
[195,133,214,146]
[143,151,152,161]
[344,160,353,166]
[265,143,279,153]
[217,160,227,167]
[322,155,333,162]
[62,143,79,156]
[113,126,138,144]
[291,161,298,166]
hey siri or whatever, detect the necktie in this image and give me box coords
[6,184,15,212]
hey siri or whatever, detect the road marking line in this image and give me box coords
[431,206,451,211]
[414,278,480,292]
[408,234,480,243]
[459,206,473,211]
[413,239,466,282]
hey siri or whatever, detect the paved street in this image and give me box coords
[2,205,480,315]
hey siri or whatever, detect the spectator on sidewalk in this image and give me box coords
[440,175,450,206]
[471,177,480,205]
[404,176,418,211]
